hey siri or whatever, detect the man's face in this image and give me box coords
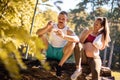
[58,14,68,27]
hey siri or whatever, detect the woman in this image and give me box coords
[71,17,111,80]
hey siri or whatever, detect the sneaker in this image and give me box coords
[71,69,82,80]
[55,65,62,76]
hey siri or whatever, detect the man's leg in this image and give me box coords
[58,42,76,66]
[55,42,75,76]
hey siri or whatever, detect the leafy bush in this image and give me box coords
[0,0,50,79]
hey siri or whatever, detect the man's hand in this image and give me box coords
[54,30,65,39]
[47,21,54,29]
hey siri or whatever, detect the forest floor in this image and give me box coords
[0,59,116,80]
[20,59,76,80]
[0,59,76,80]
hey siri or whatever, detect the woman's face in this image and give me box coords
[93,19,102,31]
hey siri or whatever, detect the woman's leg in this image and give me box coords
[74,43,83,70]
[88,57,102,80]
[84,42,101,80]
[71,43,83,80]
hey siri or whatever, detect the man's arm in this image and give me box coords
[65,29,79,42]
[36,21,53,36]
[54,28,79,42]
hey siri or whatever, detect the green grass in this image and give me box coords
[112,71,120,80]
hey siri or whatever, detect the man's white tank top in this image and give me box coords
[49,24,68,48]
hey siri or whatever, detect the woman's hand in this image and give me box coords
[80,28,93,43]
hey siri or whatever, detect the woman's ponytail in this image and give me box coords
[103,17,111,48]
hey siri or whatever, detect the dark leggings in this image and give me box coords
[87,57,101,80]
[74,43,101,80]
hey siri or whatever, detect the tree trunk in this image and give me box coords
[103,48,107,66]
[25,0,39,59]
[108,40,115,68]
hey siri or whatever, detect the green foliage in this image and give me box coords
[70,10,92,35]
[0,22,27,79]
[33,9,58,34]
[0,0,54,79]
[0,49,21,79]
[0,20,46,79]
[94,7,108,16]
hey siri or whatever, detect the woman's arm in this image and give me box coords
[79,28,92,43]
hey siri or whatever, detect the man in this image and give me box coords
[36,11,79,76]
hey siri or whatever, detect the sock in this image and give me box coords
[56,65,62,76]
